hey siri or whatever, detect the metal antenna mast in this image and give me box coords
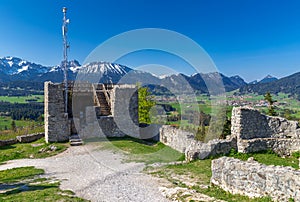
[62,7,70,113]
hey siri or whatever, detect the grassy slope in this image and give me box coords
[0,167,88,202]
[0,117,38,130]
[228,149,299,169]
[0,138,68,163]
[0,125,44,141]
[88,136,185,164]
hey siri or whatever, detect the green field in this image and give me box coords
[0,116,36,130]
[0,95,44,103]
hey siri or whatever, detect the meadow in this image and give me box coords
[0,94,44,103]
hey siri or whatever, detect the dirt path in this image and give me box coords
[0,145,169,202]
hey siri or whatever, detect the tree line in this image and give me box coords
[0,101,44,121]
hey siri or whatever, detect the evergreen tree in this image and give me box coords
[11,120,16,132]
[264,92,277,116]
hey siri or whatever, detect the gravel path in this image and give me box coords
[0,145,170,202]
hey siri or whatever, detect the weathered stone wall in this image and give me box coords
[211,157,300,202]
[44,82,70,143]
[0,133,45,147]
[0,139,18,147]
[231,107,300,155]
[111,85,139,138]
[45,82,140,141]
[160,125,236,160]
[238,138,300,156]
[17,133,44,143]
[185,138,236,161]
[79,106,127,139]
[160,125,195,153]
[232,107,300,140]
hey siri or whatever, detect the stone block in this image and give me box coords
[17,133,44,143]
[211,157,300,201]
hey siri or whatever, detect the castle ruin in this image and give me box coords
[44,82,139,143]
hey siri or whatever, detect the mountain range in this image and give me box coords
[0,56,299,97]
[0,56,247,92]
[239,72,300,98]
[249,75,278,85]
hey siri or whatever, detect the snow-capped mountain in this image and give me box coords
[0,56,44,75]
[0,56,49,81]
[0,56,137,83]
[0,56,248,94]
[38,60,81,82]
[76,62,132,84]
[0,57,80,82]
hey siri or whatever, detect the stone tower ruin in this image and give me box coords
[44,82,139,143]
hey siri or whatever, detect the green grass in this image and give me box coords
[198,186,273,202]
[0,166,44,183]
[0,138,68,163]
[228,149,299,169]
[0,125,44,141]
[0,166,88,202]
[0,117,39,131]
[87,136,185,164]
[148,159,212,184]
[0,95,44,104]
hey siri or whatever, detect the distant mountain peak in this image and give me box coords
[231,75,243,79]
[239,72,300,97]
[249,80,258,85]
[259,75,278,84]
[265,74,276,79]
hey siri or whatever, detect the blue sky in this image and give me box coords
[0,0,300,82]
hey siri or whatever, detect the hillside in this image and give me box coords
[239,72,300,99]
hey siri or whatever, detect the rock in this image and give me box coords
[50,145,57,151]
[211,157,300,202]
[247,157,255,161]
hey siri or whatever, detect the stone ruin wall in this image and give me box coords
[44,82,139,142]
[211,157,300,202]
[231,107,300,156]
[159,125,236,161]
[211,108,300,201]
[44,82,70,143]
[160,107,300,160]
[78,85,139,139]
[111,85,139,138]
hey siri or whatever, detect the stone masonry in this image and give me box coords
[77,85,139,139]
[111,85,139,138]
[231,107,300,156]
[159,107,300,160]
[45,82,70,143]
[160,125,236,161]
[45,82,139,142]
[211,157,300,202]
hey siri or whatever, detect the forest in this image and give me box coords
[0,101,43,121]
